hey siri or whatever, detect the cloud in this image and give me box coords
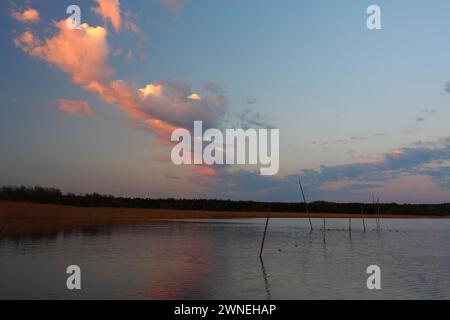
[224,109,273,129]
[13,30,39,50]
[14,18,227,159]
[84,79,227,145]
[201,82,225,95]
[124,10,142,34]
[14,21,113,86]
[12,8,40,23]
[126,49,133,61]
[92,0,122,32]
[298,138,450,194]
[139,80,227,130]
[58,100,98,118]
[191,138,450,202]
[424,109,437,115]
[308,132,389,148]
[10,6,450,196]
[445,81,450,94]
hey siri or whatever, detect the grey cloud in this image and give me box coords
[194,137,450,202]
[140,80,228,130]
[243,97,258,105]
[223,109,274,129]
[445,81,450,94]
[201,81,225,95]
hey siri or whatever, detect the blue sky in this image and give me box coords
[1,0,450,203]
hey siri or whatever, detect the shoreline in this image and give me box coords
[1,201,449,236]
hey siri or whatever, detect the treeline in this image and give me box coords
[1,186,449,216]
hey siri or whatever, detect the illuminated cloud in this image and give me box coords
[14,20,227,133]
[14,21,112,86]
[13,31,39,49]
[133,81,227,144]
[139,84,163,98]
[12,8,40,23]
[188,93,201,101]
[58,99,98,118]
[138,80,227,130]
[87,79,228,151]
[13,14,227,174]
[92,0,122,32]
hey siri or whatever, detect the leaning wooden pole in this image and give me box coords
[259,215,270,257]
[298,178,313,231]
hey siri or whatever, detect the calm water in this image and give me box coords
[1,218,449,299]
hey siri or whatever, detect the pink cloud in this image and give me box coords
[92,0,122,32]
[13,16,227,176]
[12,8,40,23]
[14,21,113,86]
[367,175,450,203]
[58,99,98,118]
[13,31,39,48]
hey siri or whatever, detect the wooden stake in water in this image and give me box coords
[361,206,366,233]
[259,215,270,258]
[377,198,381,231]
[372,194,377,231]
[349,216,352,239]
[298,178,313,231]
[349,216,352,233]
[322,218,326,244]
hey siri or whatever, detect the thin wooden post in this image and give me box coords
[377,198,381,231]
[349,216,352,233]
[349,216,352,239]
[361,206,366,233]
[372,194,377,231]
[298,178,313,231]
[259,215,270,257]
[322,218,326,244]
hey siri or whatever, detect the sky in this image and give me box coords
[1,0,450,203]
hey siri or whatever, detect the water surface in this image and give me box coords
[1,218,449,299]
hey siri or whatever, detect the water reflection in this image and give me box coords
[137,235,213,299]
[259,257,271,300]
[1,225,116,244]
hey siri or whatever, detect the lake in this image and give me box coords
[1,218,449,299]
